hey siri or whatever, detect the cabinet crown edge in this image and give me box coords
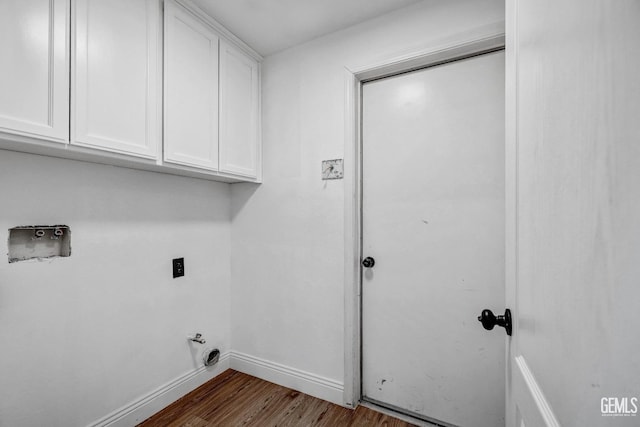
[172,0,263,62]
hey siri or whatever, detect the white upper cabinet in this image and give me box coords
[164,0,219,170]
[0,0,261,182]
[219,40,260,179]
[72,0,160,159]
[0,0,70,143]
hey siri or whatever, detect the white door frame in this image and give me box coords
[342,28,506,410]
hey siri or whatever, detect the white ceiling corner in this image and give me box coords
[189,0,425,56]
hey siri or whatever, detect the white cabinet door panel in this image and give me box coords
[0,0,69,142]
[72,0,159,159]
[163,0,219,170]
[219,40,259,179]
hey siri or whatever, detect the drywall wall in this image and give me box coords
[0,151,231,427]
[230,0,505,403]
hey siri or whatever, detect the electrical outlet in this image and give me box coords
[173,258,184,278]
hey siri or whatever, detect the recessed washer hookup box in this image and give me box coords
[8,225,71,263]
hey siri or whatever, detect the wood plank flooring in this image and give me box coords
[137,369,416,427]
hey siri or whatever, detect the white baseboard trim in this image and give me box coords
[87,352,230,427]
[88,351,345,427]
[229,351,344,406]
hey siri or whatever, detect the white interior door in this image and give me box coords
[506,1,640,426]
[362,50,506,427]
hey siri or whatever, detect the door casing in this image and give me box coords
[342,28,506,412]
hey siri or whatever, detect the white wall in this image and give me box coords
[0,151,231,427]
[230,0,505,402]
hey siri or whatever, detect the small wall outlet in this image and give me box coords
[173,258,184,278]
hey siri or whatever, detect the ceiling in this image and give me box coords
[190,0,424,56]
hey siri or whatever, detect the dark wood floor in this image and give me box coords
[138,369,416,427]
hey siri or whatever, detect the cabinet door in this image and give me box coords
[0,0,69,143]
[219,41,260,179]
[72,0,160,159]
[163,0,219,170]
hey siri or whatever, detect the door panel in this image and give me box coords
[362,51,505,427]
[73,0,159,158]
[0,0,69,142]
[164,0,219,170]
[506,1,640,426]
[219,40,259,178]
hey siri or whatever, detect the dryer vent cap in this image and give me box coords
[203,348,220,367]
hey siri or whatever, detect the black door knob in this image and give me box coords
[362,257,375,268]
[478,308,512,336]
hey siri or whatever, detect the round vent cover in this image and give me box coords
[203,348,220,367]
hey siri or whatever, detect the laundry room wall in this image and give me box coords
[230,0,505,403]
[0,151,232,427]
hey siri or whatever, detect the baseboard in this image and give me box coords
[229,351,344,406]
[87,352,230,427]
[88,350,345,427]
